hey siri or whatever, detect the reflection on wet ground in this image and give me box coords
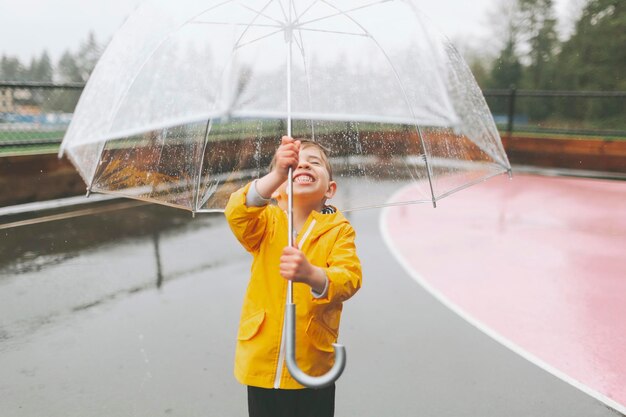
[2,202,199,275]
[0,201,243,347]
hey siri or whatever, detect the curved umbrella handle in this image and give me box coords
[285,303,347,388]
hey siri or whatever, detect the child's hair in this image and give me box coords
[271,139,333,180]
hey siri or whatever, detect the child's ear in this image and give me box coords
[325,181,337,200]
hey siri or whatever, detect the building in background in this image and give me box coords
[0,88,15,113]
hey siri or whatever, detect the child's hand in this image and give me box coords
[279,246,327,293]
[273,136,300,179]
[280,246,313,283]
[253,136,300,200]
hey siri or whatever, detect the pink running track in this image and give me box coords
[382,174,626,412]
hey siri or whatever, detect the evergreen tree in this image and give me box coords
[558,0,624,91]
[518,0,560,90]
[27,57,38,81]
[53,51,83,111]
[467,55,490,90]
[76,31,102,82]
[0,55,26,82]
[57,51,83,83]
[28,51,54,82]
[21,52,55,109]
[510,0,560,120]
[487,38,523,116]
[490,38,523,90]
[556,0,625,124]
[55,32,102,83]
[484,0,560,92]
[486,0,524,90]
[484,0,524,116]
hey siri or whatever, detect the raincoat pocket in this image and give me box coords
[237,309,266,341]
[305,316,338,353]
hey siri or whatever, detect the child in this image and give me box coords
[225,136,362,417]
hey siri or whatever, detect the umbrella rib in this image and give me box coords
[238,2,285,26]
[295,27,368,37]
[293,0,321,25]
[320,0,438,205]
[234,28,284,50]
[232,0,277,49]
[155,130,167,176]
[296,0,391,28]
[193,118,214,212]
[435,169,509,201]
[190,21,282,29]
[275,0,289,23]
[86,140,108,193]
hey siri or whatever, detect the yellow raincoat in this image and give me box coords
[225,182,362,389]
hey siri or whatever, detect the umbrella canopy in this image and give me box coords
[59,0,513,389]
[60,0,511,213]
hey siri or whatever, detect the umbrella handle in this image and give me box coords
[285,303,347,388]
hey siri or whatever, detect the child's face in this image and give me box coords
[275,145,336,209]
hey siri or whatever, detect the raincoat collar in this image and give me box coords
[284,205,348,245]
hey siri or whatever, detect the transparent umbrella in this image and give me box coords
[60,0,511,388]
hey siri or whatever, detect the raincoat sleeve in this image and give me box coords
[224,182,271,253]
[314,224,362,304]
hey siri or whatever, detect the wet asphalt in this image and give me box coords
[0,196,621,417]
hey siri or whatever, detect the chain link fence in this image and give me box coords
[0,82,82,153]
[1,82,625,154]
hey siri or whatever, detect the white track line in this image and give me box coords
[0,200,148,230]
[0,194,119,216]
[379,186,626,415]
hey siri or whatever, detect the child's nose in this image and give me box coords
[298,160,311,169]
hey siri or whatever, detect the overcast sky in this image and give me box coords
[1,0,577,63]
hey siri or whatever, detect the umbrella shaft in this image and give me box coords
[286,10,294,304]
[286,22,292,137]
[287,167,294,304]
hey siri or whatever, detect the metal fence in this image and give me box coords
[483,88,626,139]
[0,82,83,152]
[1,82,625,153]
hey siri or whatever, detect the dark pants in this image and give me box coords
[247,384,335,417]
